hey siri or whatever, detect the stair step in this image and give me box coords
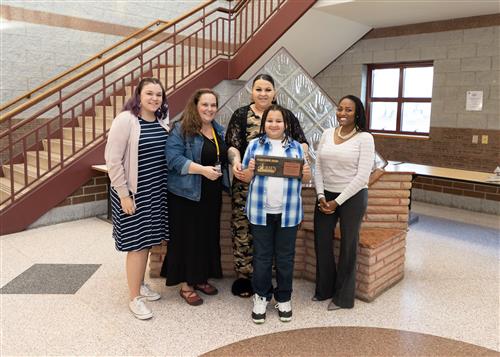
[0,177,23,203]
[124,86,132,98]
[78,95,123,129]
[108,96,125,110]
[2,163,45,185]
[95,105,119,119]
[43,138,83,156]
[62,127,104,143]
[26,151,62,171]
[158,66,194,87]
[111,87,133,100]
[77,116,114,131]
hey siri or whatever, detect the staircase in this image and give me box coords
[0,0,316,234]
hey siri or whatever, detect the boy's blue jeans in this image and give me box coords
[250,214,298,302]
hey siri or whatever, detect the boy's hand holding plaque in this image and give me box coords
[254,155,304,178]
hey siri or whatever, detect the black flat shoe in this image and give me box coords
[231,278,253,298]
[327,300,342,311]
[312,295,330,302]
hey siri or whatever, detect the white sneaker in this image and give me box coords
[140,283,161,301]
[275,300,292,322]
[252,294,268,324]
[129,296,153,320]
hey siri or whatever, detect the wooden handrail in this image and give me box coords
[0,19,168,112]
[220,0,245,14]
[0,0,228,122]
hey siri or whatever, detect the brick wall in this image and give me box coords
[302,227,406,302]
[413,176,500,202]
[56,172,108,207]
[374,128,500,173]
[315,19,500,173]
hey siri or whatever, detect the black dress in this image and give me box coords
[161,134,225,286]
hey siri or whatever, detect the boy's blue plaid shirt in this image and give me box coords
[242,135,305,227]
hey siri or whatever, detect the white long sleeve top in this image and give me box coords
[314,128,375,205]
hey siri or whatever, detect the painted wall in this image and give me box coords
[0,1,206,103]
[240,6,371,80]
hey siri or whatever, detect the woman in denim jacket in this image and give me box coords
[160,88,229,306]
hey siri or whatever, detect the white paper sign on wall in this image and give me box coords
[466,90,483,111]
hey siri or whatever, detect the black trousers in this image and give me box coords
[313,189,368,308]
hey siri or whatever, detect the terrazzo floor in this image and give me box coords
[1,202,499,356]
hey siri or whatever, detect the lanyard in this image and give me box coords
[211,126,220,162]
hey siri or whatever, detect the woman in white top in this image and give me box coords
[313,94,375,310]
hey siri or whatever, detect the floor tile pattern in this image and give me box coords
[203,326,499,356]
[0,263,100,294]
[0,201,498,355]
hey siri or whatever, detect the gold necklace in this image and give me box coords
[337,126,357,140]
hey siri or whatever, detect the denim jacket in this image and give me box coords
[165,120,230,201]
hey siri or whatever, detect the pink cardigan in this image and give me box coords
[104,110,169,198]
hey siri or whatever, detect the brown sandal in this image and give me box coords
[194,282,218,296]
[179,289,203,306]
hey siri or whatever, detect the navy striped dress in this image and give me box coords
[110,117,169,251]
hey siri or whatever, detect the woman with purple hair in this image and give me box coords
[105,77,169,320]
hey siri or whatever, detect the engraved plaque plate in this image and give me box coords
[254,155,303,178]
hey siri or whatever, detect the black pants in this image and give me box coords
[313,189,368,308]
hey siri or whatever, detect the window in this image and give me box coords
[366,61,434,135]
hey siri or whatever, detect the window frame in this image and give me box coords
[366,61,434,136]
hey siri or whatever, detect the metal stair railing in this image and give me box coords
[0,0,287,208]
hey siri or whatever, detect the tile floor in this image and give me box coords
[1,201,499,356]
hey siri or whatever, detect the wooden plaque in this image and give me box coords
[254,155,304,178]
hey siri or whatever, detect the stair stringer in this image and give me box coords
[0,141,106,235]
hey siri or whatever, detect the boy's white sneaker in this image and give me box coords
[275,300,292,322]
[140,283,161,301]
[252,294,268,324]
[129,296,153,320]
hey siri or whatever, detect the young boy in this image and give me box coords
[241,104,311,323]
